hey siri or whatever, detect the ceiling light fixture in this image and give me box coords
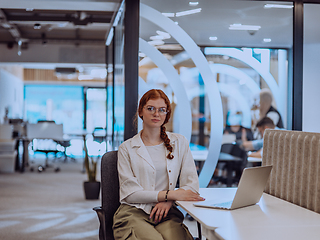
[229,24,261,31]
[162,12,175,17]
[148,40,165,46]
[209,36,218,41]
[33,23,41,30]
[139,52,146,58]
[263,38,272,43]
[174,21,179,25]
[156,30,171,39]
[176,8,201,17]
[264,4,293,9]
[150,35,165,40]
[189,2,199,6]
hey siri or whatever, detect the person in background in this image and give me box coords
[259,89,284,128]
[113,89,204,240]
[241,117,276,158]
[224,112,254,141]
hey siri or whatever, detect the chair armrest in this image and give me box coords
[93,206,106,240]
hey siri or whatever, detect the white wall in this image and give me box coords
[0,69,24,122]
[303,43,320,132]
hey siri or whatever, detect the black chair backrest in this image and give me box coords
[221,143,247,159]
[221,143,248,169]
[101,151,120,239]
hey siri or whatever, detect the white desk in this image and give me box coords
[177,188,320,240]
[247,156,262,163]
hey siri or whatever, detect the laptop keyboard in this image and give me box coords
[212,201,233,209]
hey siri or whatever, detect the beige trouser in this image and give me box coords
[113,204,194,240]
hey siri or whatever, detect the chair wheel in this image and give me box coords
[54,167,60,172]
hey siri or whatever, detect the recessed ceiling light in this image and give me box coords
[189,2,199,6]
[263,38,272,43]
[26,8,34,11]
[148,40,165,46]
[150,35,165,40]
[33,23,41,30]
[162,12,175,17]
[174,21,179,25]
[229,24,261,31]
[209,36,218,41]
[264,4,293,9]
[156,30,171,39]
[176,8,201,17]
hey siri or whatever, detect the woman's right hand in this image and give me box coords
[171,189,205,201]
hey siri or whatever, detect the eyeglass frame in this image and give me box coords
[143,105,168,115]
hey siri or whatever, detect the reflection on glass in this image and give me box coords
[24,85,83,132]
[86,88,106,132]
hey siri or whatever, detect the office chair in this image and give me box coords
[93,151,120,240]
[93,151,202,240]
[219,143,248,185]
[92,127,107,144]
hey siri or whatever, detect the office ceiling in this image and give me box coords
[0,0,319,75]
[0,0,120,46]
[140,0,294,49]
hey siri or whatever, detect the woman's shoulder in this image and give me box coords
[119,133,141,149]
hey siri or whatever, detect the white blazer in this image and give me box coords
[117,131,200,214]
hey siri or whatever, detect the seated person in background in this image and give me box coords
[113,89,205,240]
[241,117,276,158]
[259,89,284,128]
[224,113,254,142]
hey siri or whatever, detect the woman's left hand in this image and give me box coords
[150,201,173,223]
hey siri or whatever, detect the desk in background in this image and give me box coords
[190,144,244,186]
[177,188,320,240]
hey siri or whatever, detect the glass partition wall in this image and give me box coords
[303,3,320,133]
[139,0,293,187]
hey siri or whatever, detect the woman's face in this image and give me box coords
[140,98,168,130]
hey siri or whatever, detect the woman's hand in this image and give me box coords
[150,201,173,223]
[171,189,205,201]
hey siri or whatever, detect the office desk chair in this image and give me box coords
[218,143,248,185]
[93,151,201,240]
[93,151,120,240]
[92,127,107,144]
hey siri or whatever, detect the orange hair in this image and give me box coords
[138,89,174,159]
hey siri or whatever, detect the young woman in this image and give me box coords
[113,89,205,240]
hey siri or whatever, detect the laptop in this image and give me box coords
[194,165,273,210]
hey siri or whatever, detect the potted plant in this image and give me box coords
[83,142,100,200]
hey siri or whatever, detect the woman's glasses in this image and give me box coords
[144,106,168,115]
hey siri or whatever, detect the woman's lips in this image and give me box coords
[152,119,160,122]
